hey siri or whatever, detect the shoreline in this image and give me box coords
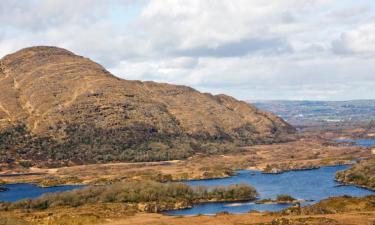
[0,137,371,187]
[0,163,357,188]
[334,179,375,192]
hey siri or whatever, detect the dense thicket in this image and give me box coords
[0,124,244,167]
[0,181,258,211]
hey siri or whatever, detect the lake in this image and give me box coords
[0,183,83,202]
[166,165,374,215]
[0,138,374,215]
[166,138,375,215]
[336,138,375,148]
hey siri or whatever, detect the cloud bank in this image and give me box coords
[1,0,375,100]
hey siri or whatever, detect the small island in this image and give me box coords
[0,181,258,213]
[255,195,306,204]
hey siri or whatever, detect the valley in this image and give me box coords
[0,137,370,187]
[0,135,373,225]
[0,47,373,225]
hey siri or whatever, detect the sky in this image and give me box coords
[1,0,375,101]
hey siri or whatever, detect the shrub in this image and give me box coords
[209,184,258,200]
[18,161,33,168]
[276,194,295,202]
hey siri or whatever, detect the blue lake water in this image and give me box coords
[166,165,374,215]
[336,138,375,148]
[0,183,83,202]
[167,138,375,215]
[0,138,374,214]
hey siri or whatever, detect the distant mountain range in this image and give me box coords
[252,100,375,127]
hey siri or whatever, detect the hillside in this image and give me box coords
[253,100,375,128]
[336,156,375,190]
[0,46,294,167]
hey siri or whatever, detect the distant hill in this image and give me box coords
[252,100,375,127]
[0,46,294,167]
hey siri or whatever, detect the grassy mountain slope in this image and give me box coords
[0,46,294,167]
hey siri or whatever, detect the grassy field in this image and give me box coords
[0,196,374,225]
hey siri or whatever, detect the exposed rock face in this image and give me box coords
[0,46,295,166]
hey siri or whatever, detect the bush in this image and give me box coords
[209,184,258,200]
[276,194,295,202]
[18,161,33,168]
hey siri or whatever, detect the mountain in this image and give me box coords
[253,100,375,127]
[0,46,294,167]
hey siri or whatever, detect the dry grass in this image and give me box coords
[0,138,371,186]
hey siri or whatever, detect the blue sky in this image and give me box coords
[1,0,375,101]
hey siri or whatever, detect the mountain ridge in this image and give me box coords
[0,46,294,167]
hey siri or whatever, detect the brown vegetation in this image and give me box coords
[0,137,370,186]
[282,195,375,216]
[276,195,296,202]
[336,156,375,190]
[0,46,294,168]
[0,181,257,213]
[1,196,374,225]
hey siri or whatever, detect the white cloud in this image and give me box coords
[332,24,375,56]
[1,0,375,100]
